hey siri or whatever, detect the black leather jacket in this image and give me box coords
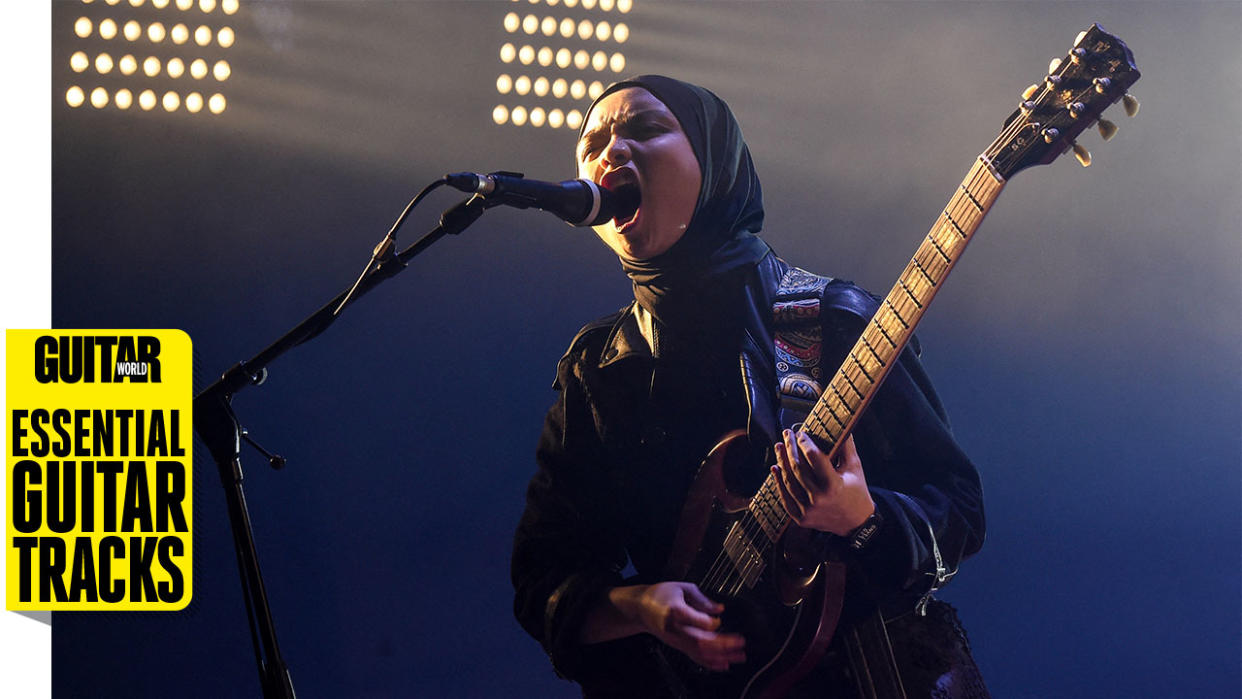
[511,253,986,695]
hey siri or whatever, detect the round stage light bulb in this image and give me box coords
[167,57,185,78]
[130,0,146,6]
[567,109,583,129]
[514,75,531,95]
[609,52,625,72]
[171,23,189,44]
[222,0,238,14]
[577,20,592,41]
[541,16,556,36]
[496,74,513,94]
[559,18,574,38]
[499,43,516,63]
[119,54,137,75]
[600,0,614,12]
[163,91,180,112]
[570,79,586,99]
[213,60,231,81]
[106,0,120,5]
[618,0,632,12]
[186,92,203,113]
[564,0,578,7]
[190,58,208,79]
[592,51,606,71]
[588,81,604,99]
[143,56,161,76]
[613,23,628,43]
[522,14,537,34]
[148,22,166,42]
[124,20,141,41]
[208,93,226,113]
[596,21,611,42]
[537,46,553,66]
[582,0,597,9]
[199,0,217,12]
[139,89,157,110]
[518,45,534,65]
[91,87,109,109]
[556,48,571,68]
[75,17,92,38]
[115,88,133,110]
[552,78,567,98]
[99,19,117,40]
[70,52,89,73]
[176,0,193,10]
[195,25,212,46]
[548,109,564,128]
[511,106,528,126]
[530,107,546,127]
[152,0,169,7]
[217,26,234,47]
[534,76,549,96]
[546,0,559,6]
[66,86,86,108]
[492,105,510,125]
[573,50,589,70]
[95,53,114,74]
[503,12,519,32]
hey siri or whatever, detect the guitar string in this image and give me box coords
[694,115,1025,600]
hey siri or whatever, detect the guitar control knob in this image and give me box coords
[1042,127,1060,144]
[1068,102,1086,119]
[1122,93,1140,117]
[1093,77,1112,94]
[1097,118,1118,141]
[1072,142,1092,167]
[1070,47,1088,64]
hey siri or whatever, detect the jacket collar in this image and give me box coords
[596,252,787,447]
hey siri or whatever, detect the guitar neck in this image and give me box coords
[747,155,1006,542]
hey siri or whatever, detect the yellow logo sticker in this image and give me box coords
[6,330,192,610]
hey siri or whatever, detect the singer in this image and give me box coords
[511,76,990,698]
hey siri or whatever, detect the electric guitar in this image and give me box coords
[661,24,1140,698]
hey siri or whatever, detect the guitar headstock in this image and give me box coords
[989,24,1140,179]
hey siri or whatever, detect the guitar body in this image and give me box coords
[662,430,848,699]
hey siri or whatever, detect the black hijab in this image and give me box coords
[582,75,771,336]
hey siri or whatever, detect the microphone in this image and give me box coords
[444,171,639,227]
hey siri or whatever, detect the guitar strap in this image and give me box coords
[772,264,908,699]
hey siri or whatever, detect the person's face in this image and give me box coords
[577,87,701,261]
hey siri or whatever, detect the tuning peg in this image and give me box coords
[1070,47,1088,64]
[1022,84,1040,100]
[1068,101,1086,119]
[1048,57,1063,74]
[1122,93,1140,117]
[1072,142,1092,167]
[1097,118,1118,141]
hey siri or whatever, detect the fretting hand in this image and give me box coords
[772,430,875,536]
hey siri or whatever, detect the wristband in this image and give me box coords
[848,507,883,551]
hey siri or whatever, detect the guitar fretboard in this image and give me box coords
[710,156,1006,594]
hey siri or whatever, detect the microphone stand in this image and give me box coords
[193,195,491,699]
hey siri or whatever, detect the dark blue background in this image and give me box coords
[50,2,1239,697]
